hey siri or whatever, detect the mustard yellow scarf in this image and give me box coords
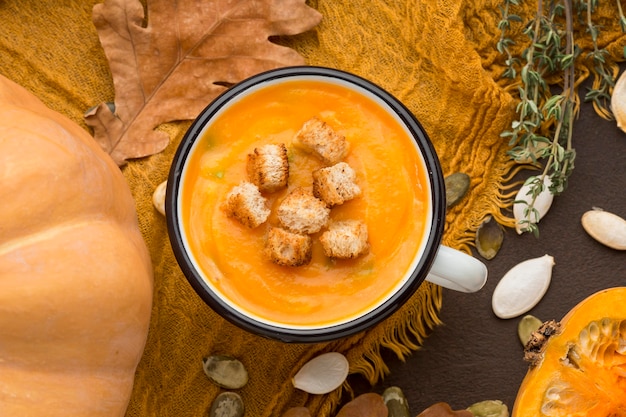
[1,1,623,415]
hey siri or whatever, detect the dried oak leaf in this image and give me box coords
[86,0,322,166]
[336,393,388,417]
[416,402,473,417]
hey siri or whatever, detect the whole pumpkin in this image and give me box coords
[512,287,626,416]
[0,75,153,416]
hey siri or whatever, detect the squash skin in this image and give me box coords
[0,75,153,416]
[512,287,626,417]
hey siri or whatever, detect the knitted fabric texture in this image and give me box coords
[1,1,624,416]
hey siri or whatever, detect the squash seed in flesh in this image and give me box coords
[517,315,543,347]
[581,208,626,250]
[466,400,509,417]
[475,216,504,260]
[445,173,470,208]
[491,254,555,319]
[383,386,410,417]
[202,355,248,389]
[209,392,244,417]
[292,352,349,394]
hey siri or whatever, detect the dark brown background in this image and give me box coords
[348,75,626,414]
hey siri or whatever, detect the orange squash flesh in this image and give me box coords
[182,79,430,327]
[512,287,626,417]
[0,75,153,416]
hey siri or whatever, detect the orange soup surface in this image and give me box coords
[182,79,430,327]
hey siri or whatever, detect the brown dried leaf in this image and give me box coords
[416,402,473,417]
[86,0,322,165]
[336,393,388,417]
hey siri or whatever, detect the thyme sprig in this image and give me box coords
[497,0,523,78]
[578,0,617,118]
[497,0,622,235]
[618,0,626,32]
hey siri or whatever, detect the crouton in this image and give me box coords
[222,182,270,228]
[265,227,312,267]
[319,220,369,259]
[277,187,330,234]
[293,117,348,165]
[246,143,289,193]
[312,162,361,207]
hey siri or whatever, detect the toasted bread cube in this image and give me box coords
[246,143,289,193]
[312,162,361,207]
[293,117,348,165]
[277,187,330,234]
[265,227,312,267]
[222,182,270,228]
[319,220,369,259]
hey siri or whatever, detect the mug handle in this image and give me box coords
[425,245,487,293]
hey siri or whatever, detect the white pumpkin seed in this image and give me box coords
[292,352,349,395]
[611,69,626,133]
[152,180,167,216]
[512,140,549,164]
[209,392,244,417]
[517,315,543,346]
[581,208,626,250]
[202,355,248,389]
[492,254,555,319]
[513,176,553,234]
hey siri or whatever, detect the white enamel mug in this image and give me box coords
[166,66,487,343]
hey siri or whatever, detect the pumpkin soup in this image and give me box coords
[181,79,430,328]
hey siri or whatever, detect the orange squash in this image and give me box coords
[512,287,626,416]
[0,75,153,416]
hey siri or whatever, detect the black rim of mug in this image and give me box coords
[165,66,446,343]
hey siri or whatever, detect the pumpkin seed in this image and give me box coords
[202,355,248,389]
[491,254,555,319]
[466,400,509,417]
[445,172,470,208]
[475,216,504,260]
[517,315,543,347]
[152,180,167,216]
[611,68,626,133]
[513,176,553,234]
[292,352,349,394]
[209,392,244,417]
[581,208,626,250]
[382,386,410,417]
